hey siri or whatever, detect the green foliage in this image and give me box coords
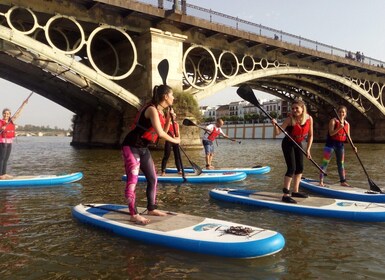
[17,124,70,132]
[173,91,201,120]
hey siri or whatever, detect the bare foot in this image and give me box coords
[160,172,166,176]
[340,182,351,187]
[147,209,168,216]
[319,181,324,187]
[0,174,13,180]
[130,214,150,225]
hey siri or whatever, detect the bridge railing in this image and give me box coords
[138,0,385,68]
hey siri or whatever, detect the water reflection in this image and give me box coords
[1,137,385,279]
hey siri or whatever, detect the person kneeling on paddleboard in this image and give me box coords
[202,118,234,169]
[272,99,314,203]
[121,85,180,225]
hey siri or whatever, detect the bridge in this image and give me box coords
[1,0,385,147]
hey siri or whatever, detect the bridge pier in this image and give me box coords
[70,27,199,148]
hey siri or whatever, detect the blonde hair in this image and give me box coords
[290,99,308,125]
[337,105,347,113]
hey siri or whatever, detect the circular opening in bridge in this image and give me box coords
[218,51,239,78]
[6,6,39,35]
[372,82,381,99]
[363,80,371,92]
[183,57,196,91]
[259,58,269,69]
[87,26,137,80]
[241,55,255,72]
[45,15,85,54]
[183,45,217,89]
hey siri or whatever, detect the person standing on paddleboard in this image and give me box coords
[0,100,28,177]
[160,114,182,176]
[272,99,314,203]
[202,118,234,170]
[319,105,356,187]
[121,85,180,225]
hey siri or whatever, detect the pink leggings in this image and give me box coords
[122,146,158,215]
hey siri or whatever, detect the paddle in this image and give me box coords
[236,84,326,175]
[157,59,186,181]
[157,59,202,177]
[182,118,242,144]
[333,108,383,193]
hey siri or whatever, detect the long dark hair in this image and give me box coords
[152,85,172,105]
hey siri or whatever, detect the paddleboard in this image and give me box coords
[122,172,247,184]
[72,203,285,258]
[165,165,271,175]
[0,172,83,187]
[300,178,385,203]
[209,188,385,222]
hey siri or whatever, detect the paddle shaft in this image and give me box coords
[169,111,186,180]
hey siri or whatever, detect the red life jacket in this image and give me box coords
[132,104,166,144]
[208,126,221,141]
[0,120,15,139]
[290,117,310,143]
[330,119,348,142]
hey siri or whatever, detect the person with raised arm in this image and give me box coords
[0,98,29,176]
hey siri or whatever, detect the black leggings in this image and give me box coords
[282,137,304,177]
[0,143,12,175]
[161,141,181,172]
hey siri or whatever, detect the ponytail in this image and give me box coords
[152,85,172,105]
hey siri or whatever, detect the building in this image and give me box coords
[200,105,217,119]
[215,105,230,119]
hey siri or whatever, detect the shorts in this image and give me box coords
[203,140,214,155]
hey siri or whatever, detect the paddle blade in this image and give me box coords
[157,59,169,85]
[182,118,196,126]
[368,178,384,193]
[191,162,203,175]
[236,84,261,108]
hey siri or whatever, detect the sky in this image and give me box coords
[2,0,385,129]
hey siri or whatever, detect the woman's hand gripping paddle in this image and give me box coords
[333,108,383,193]
[236,84,326,175]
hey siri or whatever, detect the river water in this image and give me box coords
[1,136,385,279]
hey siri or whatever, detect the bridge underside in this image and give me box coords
[1,0,385,144]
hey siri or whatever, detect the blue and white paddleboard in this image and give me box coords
[0,172,83,188]
[72,203,285,258]
[122,172,247,184]
[209,188,385,222]
[165,165,271,175]
[300,178,385,203]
